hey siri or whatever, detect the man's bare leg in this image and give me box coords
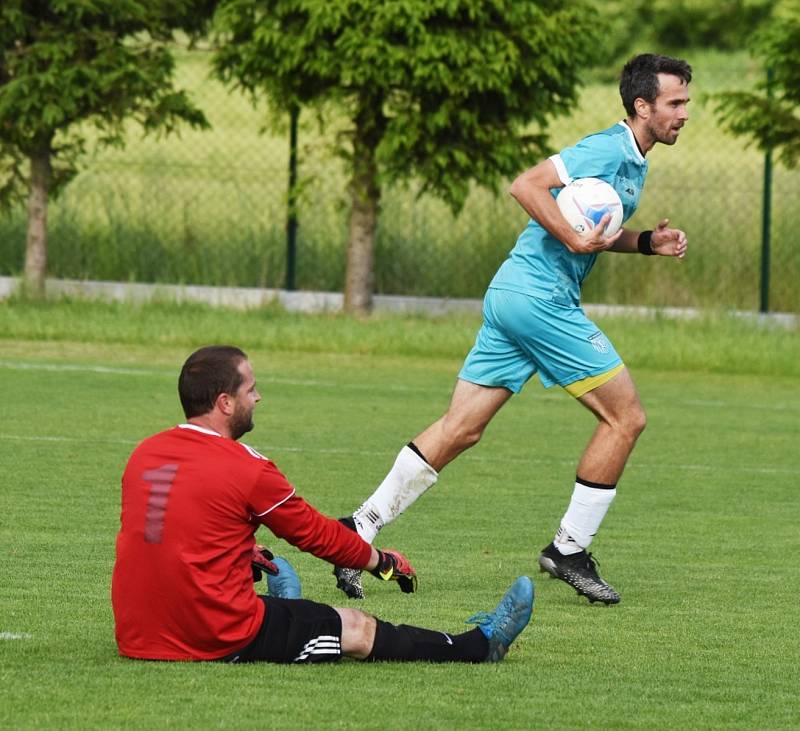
[414,380,514,471]
[352,380,512,541]
[575,367,647,484]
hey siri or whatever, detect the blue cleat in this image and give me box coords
[465,576,534,662]
[266,557,302,599]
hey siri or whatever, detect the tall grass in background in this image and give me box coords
[1,297,797,379]
[0,48,797,311]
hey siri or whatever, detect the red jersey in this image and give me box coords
[112,424,372,661]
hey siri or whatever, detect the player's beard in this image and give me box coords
[230,402,255,441]
[649,117,683,146]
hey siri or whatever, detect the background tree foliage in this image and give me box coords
[595,0,776,69]
[715,0,800,168]
[213,0,604,313]
[0,0,214,296]
[2,1,792,307]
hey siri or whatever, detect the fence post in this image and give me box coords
[760,67,773,314]
[285,105,299,291]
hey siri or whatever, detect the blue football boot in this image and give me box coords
[465,576,534,662]
[266,557,302,599]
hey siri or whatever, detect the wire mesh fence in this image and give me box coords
[1,47,798,312]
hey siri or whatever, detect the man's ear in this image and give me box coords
[215,391,235,416]
[634,97,651,120]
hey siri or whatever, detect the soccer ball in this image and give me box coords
[556,178,623,237]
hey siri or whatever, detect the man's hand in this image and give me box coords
[369,549,417,593]
[568,213,624,255]
[251,545,280,582]
[651,218,688,258]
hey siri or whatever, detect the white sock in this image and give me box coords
[554,480,616,555]
[352,445,438,543]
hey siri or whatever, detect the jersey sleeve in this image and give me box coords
[247,459,297,517]
[550,133,623,185]
[258,494,373,569]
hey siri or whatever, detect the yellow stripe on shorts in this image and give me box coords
[563,363,625,398]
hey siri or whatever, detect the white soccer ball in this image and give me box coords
[556,177,623,237]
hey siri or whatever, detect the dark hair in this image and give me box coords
[619,53,692,117]
[178,346,247,418]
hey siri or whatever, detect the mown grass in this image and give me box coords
[1,303,798,729]
[0,297,797,378]
[0,48,798,311]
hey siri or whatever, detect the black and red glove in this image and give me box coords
[369,549,417,593]
[251,545,280,582]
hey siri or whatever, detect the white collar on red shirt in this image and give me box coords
[177,423,269,461]
[177,423,222,437]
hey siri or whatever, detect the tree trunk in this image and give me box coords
[24,145,52,298]
[344,96,384,315]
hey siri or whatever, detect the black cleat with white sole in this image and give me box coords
[333,516,366,599]
[333,566,365,599]
[538,542,620,605]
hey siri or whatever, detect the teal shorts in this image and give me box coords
[458,288,623,394]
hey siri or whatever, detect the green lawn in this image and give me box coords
[1,303,798,729]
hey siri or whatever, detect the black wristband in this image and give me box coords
[370,548,389,579]
[638,230,654,255]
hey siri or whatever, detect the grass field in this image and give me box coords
[1,301,799,729]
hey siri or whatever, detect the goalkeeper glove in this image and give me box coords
[369,549,417,593]
[251,545,280,582]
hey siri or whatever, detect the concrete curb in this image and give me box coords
[0,276,796,328]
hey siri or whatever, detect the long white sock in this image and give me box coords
[554,479,617,555]
[352,444,438,543]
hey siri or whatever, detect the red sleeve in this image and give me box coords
[248,457,297,517]
[259,494,372,569]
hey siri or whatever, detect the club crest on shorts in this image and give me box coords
[588,332,609,353]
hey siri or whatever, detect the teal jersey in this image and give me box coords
[490,121,648,306]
